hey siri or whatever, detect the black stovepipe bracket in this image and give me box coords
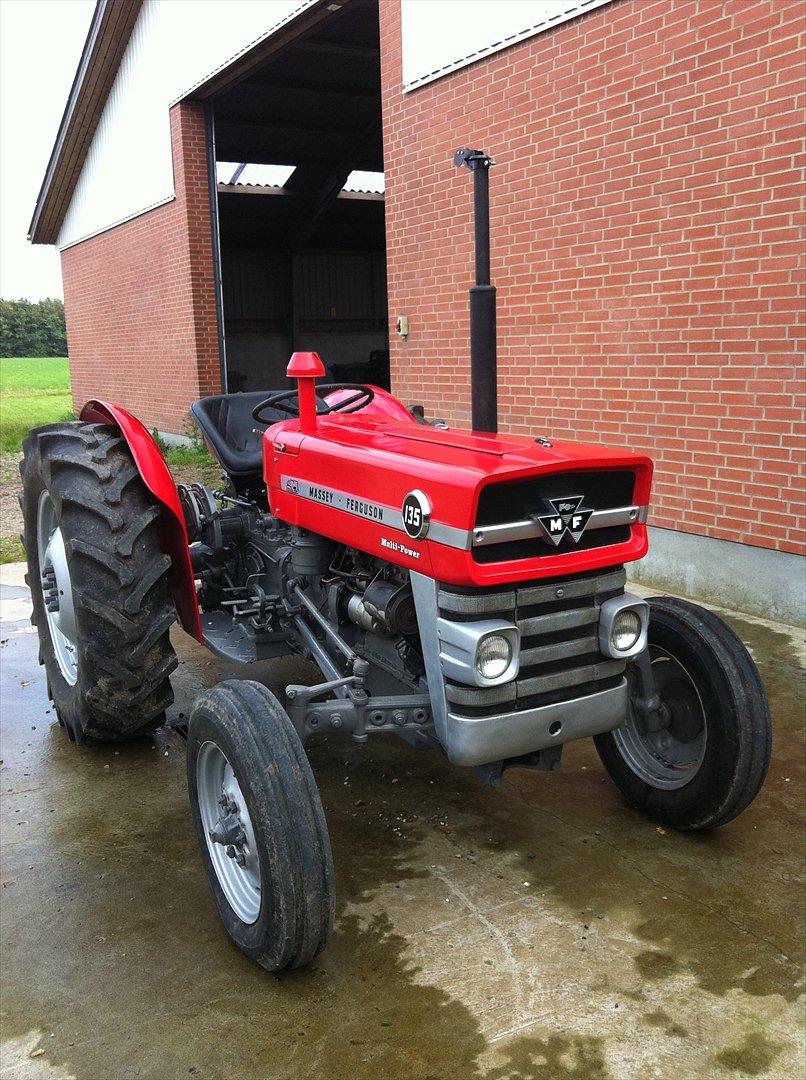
[453,147,497,433]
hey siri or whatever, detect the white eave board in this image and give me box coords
[401,0,613,92]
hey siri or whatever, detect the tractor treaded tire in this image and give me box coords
[187,680,335,971]
[595,596,771,830]
[20,421,178,742]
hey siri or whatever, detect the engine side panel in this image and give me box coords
[80,400,202,641]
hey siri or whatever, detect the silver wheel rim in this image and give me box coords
[37,490,78,685]
[615,647,707,790]
[196,741,261,924]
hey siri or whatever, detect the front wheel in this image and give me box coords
[186,680,334,971]
[595,597,771,830]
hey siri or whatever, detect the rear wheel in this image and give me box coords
[20,421,177,742]
[595,597,771,830]
[187,680,334,971]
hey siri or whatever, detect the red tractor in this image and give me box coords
[20,152,770,971]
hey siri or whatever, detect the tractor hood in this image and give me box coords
[264,413,652,587]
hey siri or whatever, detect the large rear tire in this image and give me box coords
[186,680,335,971]
[20,421,178,743]
[595,597,771,830]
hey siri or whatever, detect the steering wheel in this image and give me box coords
[251,383,375,425]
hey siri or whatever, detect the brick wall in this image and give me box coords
[380,0,805,555]
[62,102,221,435]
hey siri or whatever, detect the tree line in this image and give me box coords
[0,298,67,357]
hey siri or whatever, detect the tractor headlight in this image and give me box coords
[476,634,512,680]
[437,618,520,686]
[610,609,642,653]
[598,594,649,659]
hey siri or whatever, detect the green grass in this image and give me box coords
[0,536,24,565]
[0,357,73,452]
[151,429,221,485]
[0,356,70,392]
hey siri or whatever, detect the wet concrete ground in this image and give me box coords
[1,562,804,1079]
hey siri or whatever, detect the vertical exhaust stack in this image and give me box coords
[453,148,497,433]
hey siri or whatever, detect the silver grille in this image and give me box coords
[438,567,627,714]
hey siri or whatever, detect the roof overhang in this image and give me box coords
[28,0,143,245]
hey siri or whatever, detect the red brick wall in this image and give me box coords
[380,0,805,555]
[62,102,221,435]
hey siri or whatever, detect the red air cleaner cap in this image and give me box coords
[287,352,325,378]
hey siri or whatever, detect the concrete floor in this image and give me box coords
[0,562,803,1080]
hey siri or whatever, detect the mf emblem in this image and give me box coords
[537,496,593,546]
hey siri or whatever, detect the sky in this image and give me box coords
[0,0,95,300]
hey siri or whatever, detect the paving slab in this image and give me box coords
[0,565,803,1079]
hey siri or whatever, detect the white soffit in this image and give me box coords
[401,0,613,92]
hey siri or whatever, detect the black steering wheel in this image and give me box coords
[252,383,375,425]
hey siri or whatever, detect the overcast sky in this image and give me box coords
[0,0,95,300]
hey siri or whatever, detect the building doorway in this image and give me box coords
[205,0,387,393]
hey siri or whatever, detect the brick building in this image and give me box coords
[30,0,805,622]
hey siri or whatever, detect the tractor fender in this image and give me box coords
[79,400,202,642]
[322,385,417,424]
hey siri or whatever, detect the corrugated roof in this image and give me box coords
[216,162,296,188]
[344,170,384,194]
[217,163,384,194]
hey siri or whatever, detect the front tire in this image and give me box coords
[595,597,771,830]
[20,422,177,742]
[186,680,335,971]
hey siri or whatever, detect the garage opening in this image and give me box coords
[207,0,387,393]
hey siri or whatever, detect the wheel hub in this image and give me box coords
[209,796,248,865]
[37,491,78,685]
[617,648,707,790]
[196,742,261,924]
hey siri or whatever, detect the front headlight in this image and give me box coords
[610,609,642,652]
[437,618,520,686]
[476,634,513,679]
[598,594,649,659]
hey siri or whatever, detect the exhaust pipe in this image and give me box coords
[453,147,497,434]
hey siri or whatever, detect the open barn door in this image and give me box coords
[200,0,387,393]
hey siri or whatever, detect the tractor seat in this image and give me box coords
[190,391,293,477]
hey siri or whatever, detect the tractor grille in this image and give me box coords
[472,470,638,563]
[438,566,627,717]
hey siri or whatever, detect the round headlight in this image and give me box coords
[476,634,512,680]
[610,609,642,652]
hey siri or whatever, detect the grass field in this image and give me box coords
[0,357,73,452]
[0,356,217,563]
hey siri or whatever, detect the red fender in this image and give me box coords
[79,400,202,642]
[322,385,417,424]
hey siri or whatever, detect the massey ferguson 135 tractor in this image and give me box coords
[20,151,770,971]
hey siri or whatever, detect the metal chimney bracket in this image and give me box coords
[453,147,495,171]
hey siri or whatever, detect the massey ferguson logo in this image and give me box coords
[537,496,593,546]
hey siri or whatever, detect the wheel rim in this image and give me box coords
[196,741,261,924]
[615,647,707,790]
[37,490,78,685]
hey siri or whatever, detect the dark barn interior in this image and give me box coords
[209,0,386,392]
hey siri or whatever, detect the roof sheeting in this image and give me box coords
[344,170,384,194]
[216,162,296,187]
[217,162,384,194]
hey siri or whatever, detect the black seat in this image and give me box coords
[190,391,289,477]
